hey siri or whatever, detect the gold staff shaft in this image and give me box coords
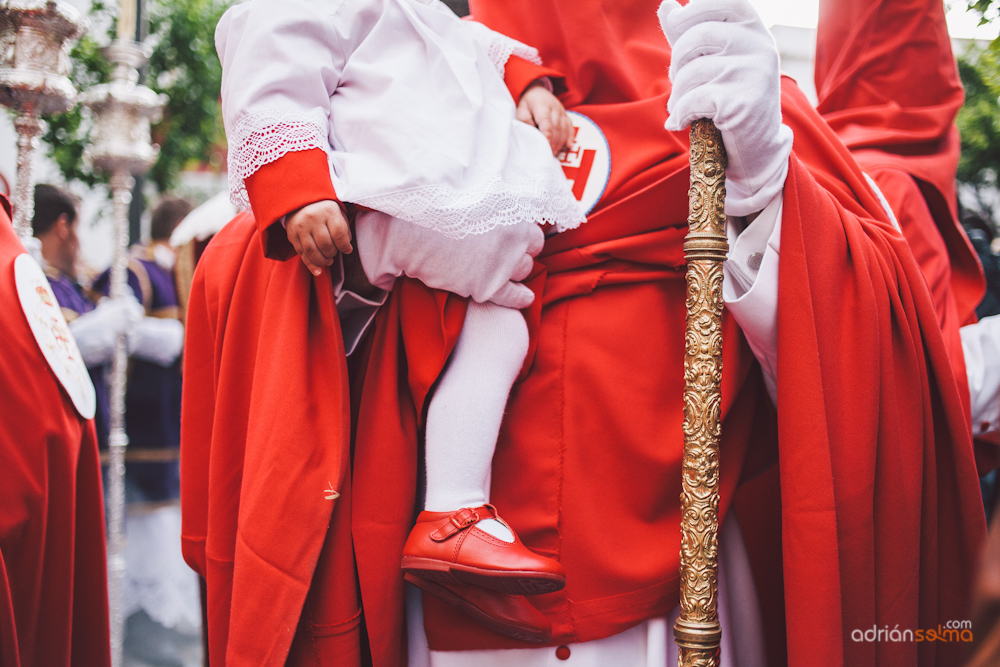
[674,118,728,667]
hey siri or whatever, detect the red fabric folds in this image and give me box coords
[814,0,984,413]
[0,200,111,667]
[181,215,467,666]
[181,214,353,665]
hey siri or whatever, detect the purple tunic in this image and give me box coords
[93,245,182,503]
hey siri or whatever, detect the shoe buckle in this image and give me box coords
[450,508,480,530]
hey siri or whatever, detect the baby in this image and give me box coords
[217,0,584,640]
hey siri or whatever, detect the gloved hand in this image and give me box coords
[128,317,185,367]
[68,295,144,367]
[355,211,544,309]
[22,237,43,265]
[658,0,793,217]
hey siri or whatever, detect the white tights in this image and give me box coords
[423,301,529,540]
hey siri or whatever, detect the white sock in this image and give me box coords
[423,301,528,543]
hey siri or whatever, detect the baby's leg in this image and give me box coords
[423,300,528,541]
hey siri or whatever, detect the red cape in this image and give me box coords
[180,215,353,664]
[815,0,985,426]
[0,198,111,666]
[181,214,466,665]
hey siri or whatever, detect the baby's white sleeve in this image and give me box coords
[215,0,346,209]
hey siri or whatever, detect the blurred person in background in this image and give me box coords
[32,183,143,449]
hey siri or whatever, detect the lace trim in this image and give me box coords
[121,506,203,632]
[226,108,330,210]
[464,21,542,78]
[354,166,585,239]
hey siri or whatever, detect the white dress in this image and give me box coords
[217,0,584,238]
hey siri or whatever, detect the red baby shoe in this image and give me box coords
[401,505,566,596]
[405,573,552,644]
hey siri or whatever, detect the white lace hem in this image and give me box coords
[354,167,585,239]
[120,504,203,633]
[226,108,331,211]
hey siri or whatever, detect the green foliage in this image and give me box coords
[965,0,1000,26]
[145,0,230,191]
[956,45,1000,188]
[35,0,230,193]
[39,1,114,187]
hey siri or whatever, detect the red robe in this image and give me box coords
[181,3,986,666]
[431,1,981,664]
[814,0,985,422]
[0,196,111,666]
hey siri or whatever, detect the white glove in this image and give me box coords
[23,237,43,264]
[355,211,543,309]
[68,296,144,367]
[128,317,185,367]
[658,0,793,217]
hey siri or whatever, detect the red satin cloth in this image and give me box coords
[0,197,111,666]
[815,0,985,422]
[180,215,358,665]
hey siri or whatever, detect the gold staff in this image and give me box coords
[673,116,727,667]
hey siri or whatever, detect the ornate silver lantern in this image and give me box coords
[0,0,85,239]
[80,38,165,667]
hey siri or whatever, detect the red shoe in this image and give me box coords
[401,505,566,596]
[405,573,552,644]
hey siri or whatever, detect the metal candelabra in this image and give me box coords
[80,38,164,667]
[0,0,85,240]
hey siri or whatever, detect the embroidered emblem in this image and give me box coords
[14,254,96,420]
[324,482,340,501]
[558,111,612,216]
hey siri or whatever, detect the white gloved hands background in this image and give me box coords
[23,237,43,265]
[68,295,144,367]
[128,317,185,367]
[658,0,793,217]
[355,212,543,309]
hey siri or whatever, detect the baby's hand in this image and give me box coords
[516,81,573,156]
[286,200,353,277]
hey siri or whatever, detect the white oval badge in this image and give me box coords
[558,111,612,217]
[14,253,96,420]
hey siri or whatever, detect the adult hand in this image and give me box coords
[517,81,573,156]
[129,317,185,367]
[658,0,793,217]
[68,295,144,368]
[355,212,544,309]
[286,200,353,276]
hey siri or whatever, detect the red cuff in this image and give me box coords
[503,56,566,102]
[244,148,338,260]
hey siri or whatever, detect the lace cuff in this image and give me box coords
[464,21,542,79]
[227,108,331,210]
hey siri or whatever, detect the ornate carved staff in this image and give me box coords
[80,37,164,667]
[0,0,85,240]
[673,118,727,667]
